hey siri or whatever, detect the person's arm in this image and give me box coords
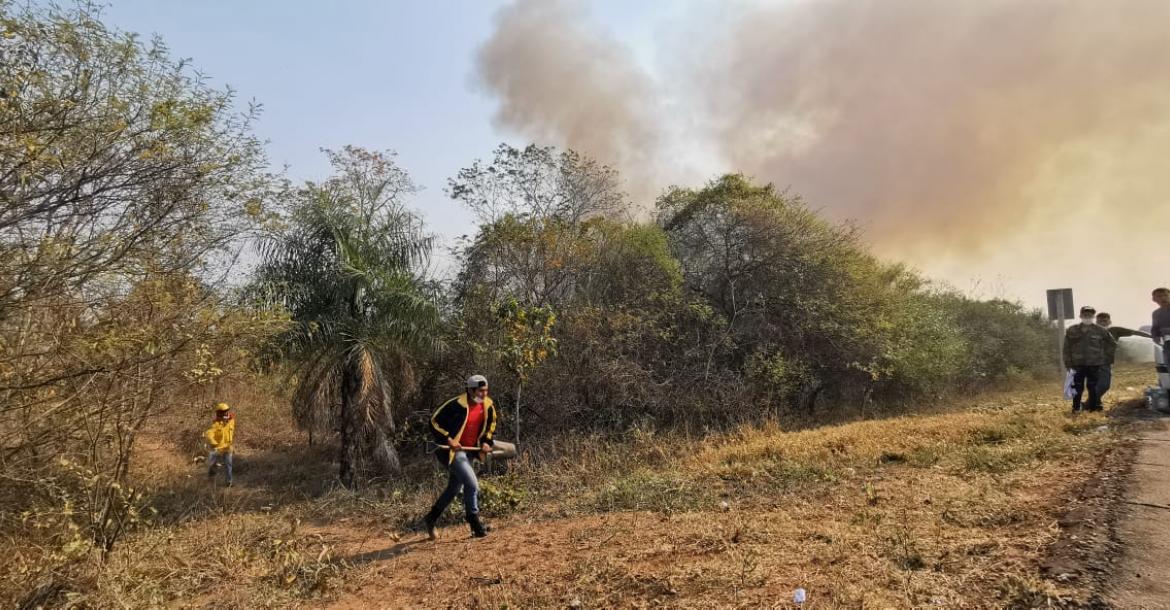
[430,401,452,439]
[1153,314,1164,344]
[1112,327,1153,339]
[430,400,463,451]
[484,403,496,446]
[1062,329,1073,369]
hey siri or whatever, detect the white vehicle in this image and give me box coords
[1140,325,1170,390]
[1140,325,1170,411]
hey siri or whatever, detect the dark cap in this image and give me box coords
[1079,305,1096,316]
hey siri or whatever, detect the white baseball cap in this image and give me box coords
[466,374,488,389]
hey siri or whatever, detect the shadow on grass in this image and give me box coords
[1109,397,1169,423]
[344,538,430,566]
[148,442,340,523]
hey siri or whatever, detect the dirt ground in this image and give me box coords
[304,369,1161,609]
[39,364,1161,609]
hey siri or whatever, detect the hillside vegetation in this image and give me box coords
[0,5,1092,608]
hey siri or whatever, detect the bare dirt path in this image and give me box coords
[1110,412,1170,609]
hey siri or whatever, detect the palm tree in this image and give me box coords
[253,147,441,487]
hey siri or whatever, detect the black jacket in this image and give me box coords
[430,394,496,464]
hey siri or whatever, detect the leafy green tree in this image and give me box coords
[495,297,557,445]
[658,174,964,410]
[449,143,627,308]
[254,147,440,487]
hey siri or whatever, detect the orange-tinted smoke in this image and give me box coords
[477,0,1170,324]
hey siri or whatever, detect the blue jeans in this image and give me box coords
[1097,365,1113,398]
[208,451,233,484]
[431,452,479,517]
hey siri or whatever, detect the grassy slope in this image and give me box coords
[23,366,1155,608]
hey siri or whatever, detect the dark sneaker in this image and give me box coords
[423,517,438,540]
[467,514,488,538]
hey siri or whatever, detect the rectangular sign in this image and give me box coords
[1046,288,1074,320]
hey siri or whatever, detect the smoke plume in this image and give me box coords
[476,0,663,201]
[476,0,1170,324]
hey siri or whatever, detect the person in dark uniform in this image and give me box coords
[1063,306,1116,412]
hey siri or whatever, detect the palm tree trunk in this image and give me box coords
[339,358,359,488]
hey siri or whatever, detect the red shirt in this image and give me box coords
[458,402,485,448]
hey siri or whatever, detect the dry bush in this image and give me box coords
[0,276,279,607]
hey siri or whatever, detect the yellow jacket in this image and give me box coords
[204,417,235,453]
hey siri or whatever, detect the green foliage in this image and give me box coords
[497,297,558,382]
[589,470,706,513]
[447,170,1059,434]
[932,294,1055,383]
[660,174,932,408]
[575,220,682,308]
[478,476,527,515]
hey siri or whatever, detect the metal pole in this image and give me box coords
[1056,298,1066,376]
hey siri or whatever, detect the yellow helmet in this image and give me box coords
[214,402,231,413]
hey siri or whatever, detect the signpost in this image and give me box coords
[1047,288,1074,374]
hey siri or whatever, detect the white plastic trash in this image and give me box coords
[794,588,807,604]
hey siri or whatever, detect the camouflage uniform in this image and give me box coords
[1063,323,1116,412]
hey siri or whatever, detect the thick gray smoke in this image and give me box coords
[476,0,1170,325]
[476,0,663,202]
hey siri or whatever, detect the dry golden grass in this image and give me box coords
[4,365,1152,608]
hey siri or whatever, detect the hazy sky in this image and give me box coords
[97,1,1170,329]
[100,0,508,262]
[99,0,678,266]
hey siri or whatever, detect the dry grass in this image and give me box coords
[3,365,1152,608]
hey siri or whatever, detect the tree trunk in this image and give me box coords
[339,359,359,488]
[801,381,825,414]
[515,381,523,447]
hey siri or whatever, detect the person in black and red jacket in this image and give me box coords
[421,374,497,539]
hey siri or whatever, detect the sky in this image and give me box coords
[98,0,680,266]
[95,1,1170,329]
[100,0,509,265]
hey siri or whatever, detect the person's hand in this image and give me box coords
[480,443,492,458]
[448,438,461,451]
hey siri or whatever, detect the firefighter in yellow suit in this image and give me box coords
[204,402,235,487]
